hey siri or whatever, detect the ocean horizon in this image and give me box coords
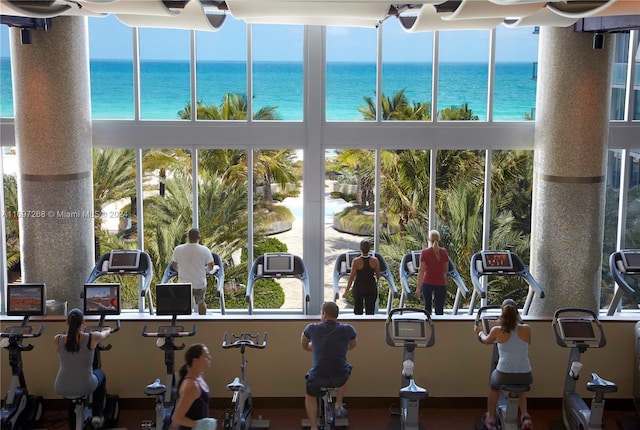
[0,58,537,121]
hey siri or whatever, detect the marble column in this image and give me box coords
[529,26,613,316]
[10,16,94,311]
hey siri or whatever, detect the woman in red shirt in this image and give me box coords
[414,230,449,315]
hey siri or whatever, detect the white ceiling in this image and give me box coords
[0,0,638,31]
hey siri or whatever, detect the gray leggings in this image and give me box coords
[490,369,532,391]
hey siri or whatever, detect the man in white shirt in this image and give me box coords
[171,228,215,315]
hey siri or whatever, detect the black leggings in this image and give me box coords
[421,283,446,315]
[353,290,376,315]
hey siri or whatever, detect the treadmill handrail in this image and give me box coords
[246,254,310,315]
[88,250,154,314]
[160,251,227,315]
[399,252,469,314]
[607,251,640,316]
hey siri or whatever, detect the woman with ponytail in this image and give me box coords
[53,308,112,428]
[170,343,216,430]
[414,230,449,315]
[474,299,533,430]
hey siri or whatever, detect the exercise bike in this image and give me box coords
[551,308,617,430]
[0,318,45,430]
[66,318,121,430]
[385,307,434,430]
[474,305,530,430]
[221,332,269,430]
[142,318,196,430]
[313,386,349,430]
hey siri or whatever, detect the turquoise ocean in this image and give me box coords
[0,58,537,121]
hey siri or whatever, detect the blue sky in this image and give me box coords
[1,14,539,62]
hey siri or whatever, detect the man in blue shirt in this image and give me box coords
[301,301,357,430]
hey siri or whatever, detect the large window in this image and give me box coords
[494,26,538,121]
[1,21,638,316]
[140,28,191,120]
[252,24,304,121]
[382,25,433,121]
[438,30,489,121]
[89,16,134,120]
[326,26,377,121]
[1,25,12,118]
[195,18,247,120]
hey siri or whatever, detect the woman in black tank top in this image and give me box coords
[170,344,212,429]
[343,240,381,315]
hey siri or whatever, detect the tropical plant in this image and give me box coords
[358,89,431,121]
[3,174,20,276]
[335,149,375,210]
[93,148,136,230]
[178,93,279,121]
[437,103,479,120]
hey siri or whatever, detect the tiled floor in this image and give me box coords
[38,404,637,430]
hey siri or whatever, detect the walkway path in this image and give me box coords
[273,185,360,312]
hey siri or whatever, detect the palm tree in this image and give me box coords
[254,149,300,202]
[178,93,280,120]
[93,148,136,229]
[438,103,479,120]
[335,149,375,210]
[380,150,430,230]
[358,89,431,121]
[3,174,20,278]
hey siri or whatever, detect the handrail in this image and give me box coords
[160,251,226,315]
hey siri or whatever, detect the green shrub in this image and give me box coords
[240,236,288,263]
[209,278,284,309]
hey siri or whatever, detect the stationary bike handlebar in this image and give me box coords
[552,307,605,349]
[1,324,45,339]
[474,304,503,341]
[85,320,121,351]
[386,307,431,321]
[0,325,45,351]
[141,324,197,338]
[222,332,268,349]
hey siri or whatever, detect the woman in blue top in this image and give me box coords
[53,308,112,428]
[474,299,533,430]
[170,343,214,430]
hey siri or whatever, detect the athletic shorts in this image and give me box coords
[306,371,350,397]
[193,288,205,304]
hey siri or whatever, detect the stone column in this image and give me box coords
[10,16,94,311]
[529,26,613,316]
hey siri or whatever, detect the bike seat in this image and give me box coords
[501,384,530,394]
[144,378,167,396]
[587,373,618,394]
[226,377,245,392]
[320,387,337,393]
[399,379,428,401]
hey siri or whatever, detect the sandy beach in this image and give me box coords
[272,185,361,311]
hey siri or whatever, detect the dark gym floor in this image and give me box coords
[37,402,638,430]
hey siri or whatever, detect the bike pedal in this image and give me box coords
[140,419,153,429]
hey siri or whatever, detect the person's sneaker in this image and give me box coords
[335,406,348,418]
[91,416,104,428]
